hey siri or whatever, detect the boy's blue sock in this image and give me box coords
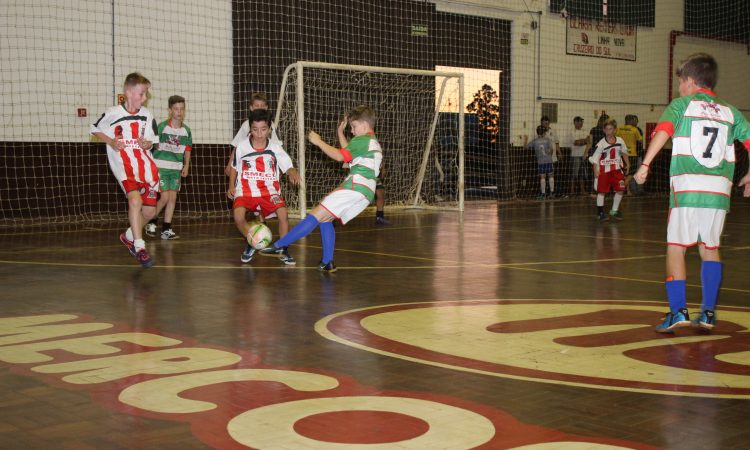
[701,261,723,311]
[665,279,687,311]
[320,222,335,264]
[274,215,319,249]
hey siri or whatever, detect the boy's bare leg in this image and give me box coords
[164,191,177,224]
[233,207,250,236]
[277,207,289,237]
[154,192,169,218]
[127,191,145,241]
[666,245,688,280]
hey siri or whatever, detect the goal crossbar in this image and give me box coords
[275,61,465,218]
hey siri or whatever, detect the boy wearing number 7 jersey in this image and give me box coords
[634,53,750,333]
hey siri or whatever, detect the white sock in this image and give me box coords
[612,192,624,211]
[540,178,546,194]
[549,176,555,193]
[126,227,134,241]
[596,193,605,207]
[134,239,145,252]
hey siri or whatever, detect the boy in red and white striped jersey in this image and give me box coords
[227,109,300,264]
[589,118,630,222]
[91,72,159,268]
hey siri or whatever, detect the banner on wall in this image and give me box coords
[566,17,636,61]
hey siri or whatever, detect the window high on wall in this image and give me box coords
[435,66,502,114]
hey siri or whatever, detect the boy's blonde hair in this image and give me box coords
[123,72,150,90]
[676,53,717,89]
[603,118,618,129]
[250,92,269,106]
[349,105,376,129]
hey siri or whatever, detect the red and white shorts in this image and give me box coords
[667,207,726,249]
[233,194,286,219]
[121,179,158,207]
[596,170,626,193]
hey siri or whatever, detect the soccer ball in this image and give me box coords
[247,223,273,250]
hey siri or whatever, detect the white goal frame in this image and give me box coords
[274,61,465,218]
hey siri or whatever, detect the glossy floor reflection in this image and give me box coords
[1,197,749,449]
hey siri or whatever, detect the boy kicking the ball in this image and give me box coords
[268,105,382,272]
[227,109,300,264]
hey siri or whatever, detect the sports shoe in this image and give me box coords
[318,260,337,273]
[161,229,179,240]
[692,310,716,331]
[145,223,157,237]
[609,210,623,220]
[655,308,691,333]
[260,245,283,255]
[536,193,547,200]
[279,247,296,265]
[120,232,136,256]
[598,212,609,222]
[240,244,256,263]
[135,248,155,268]
[375,216,391,226]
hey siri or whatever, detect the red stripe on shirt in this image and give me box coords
[120,148,135,181]
[340,148,353,163]
[654,121,674,137]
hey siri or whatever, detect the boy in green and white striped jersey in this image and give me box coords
[635,53,750,333]
[147,95,193,240]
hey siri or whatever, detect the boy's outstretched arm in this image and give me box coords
[308,130,345,162]
[634,130,670,184]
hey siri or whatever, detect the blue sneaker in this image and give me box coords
[655,308,691,333]
[692,310,716,331]
[240,244,256,263]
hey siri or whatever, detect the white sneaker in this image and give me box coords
[161,229,179,240]
[145,223,157,237]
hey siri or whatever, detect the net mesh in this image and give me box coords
[1,0,748,226]
[275,64,462,215]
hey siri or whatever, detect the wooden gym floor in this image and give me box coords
[1,196,750,449]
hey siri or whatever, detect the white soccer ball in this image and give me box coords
[247,223,273,250]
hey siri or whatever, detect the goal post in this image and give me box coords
[274,61,465,218]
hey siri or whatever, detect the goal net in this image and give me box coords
[1,0,748,227]
[274,62,464,217]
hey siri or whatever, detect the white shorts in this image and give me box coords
[667,207,726,249]
[319,189,371,224]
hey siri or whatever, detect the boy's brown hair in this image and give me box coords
[349,105,376,129]
[676,53,717,89]
[168,95,185,108]
[123,72,150,89]
[603,118,618,129]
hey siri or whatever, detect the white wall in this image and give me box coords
[433,0,749,145]
[0,0,233,143]
[1,0,746,144]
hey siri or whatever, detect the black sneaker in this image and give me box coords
[240,244,256,263]
[375,216,391,225]
[598,211,609,222]
[318,260,337,273]
[279,247,296,265]
[260,245,283,255]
